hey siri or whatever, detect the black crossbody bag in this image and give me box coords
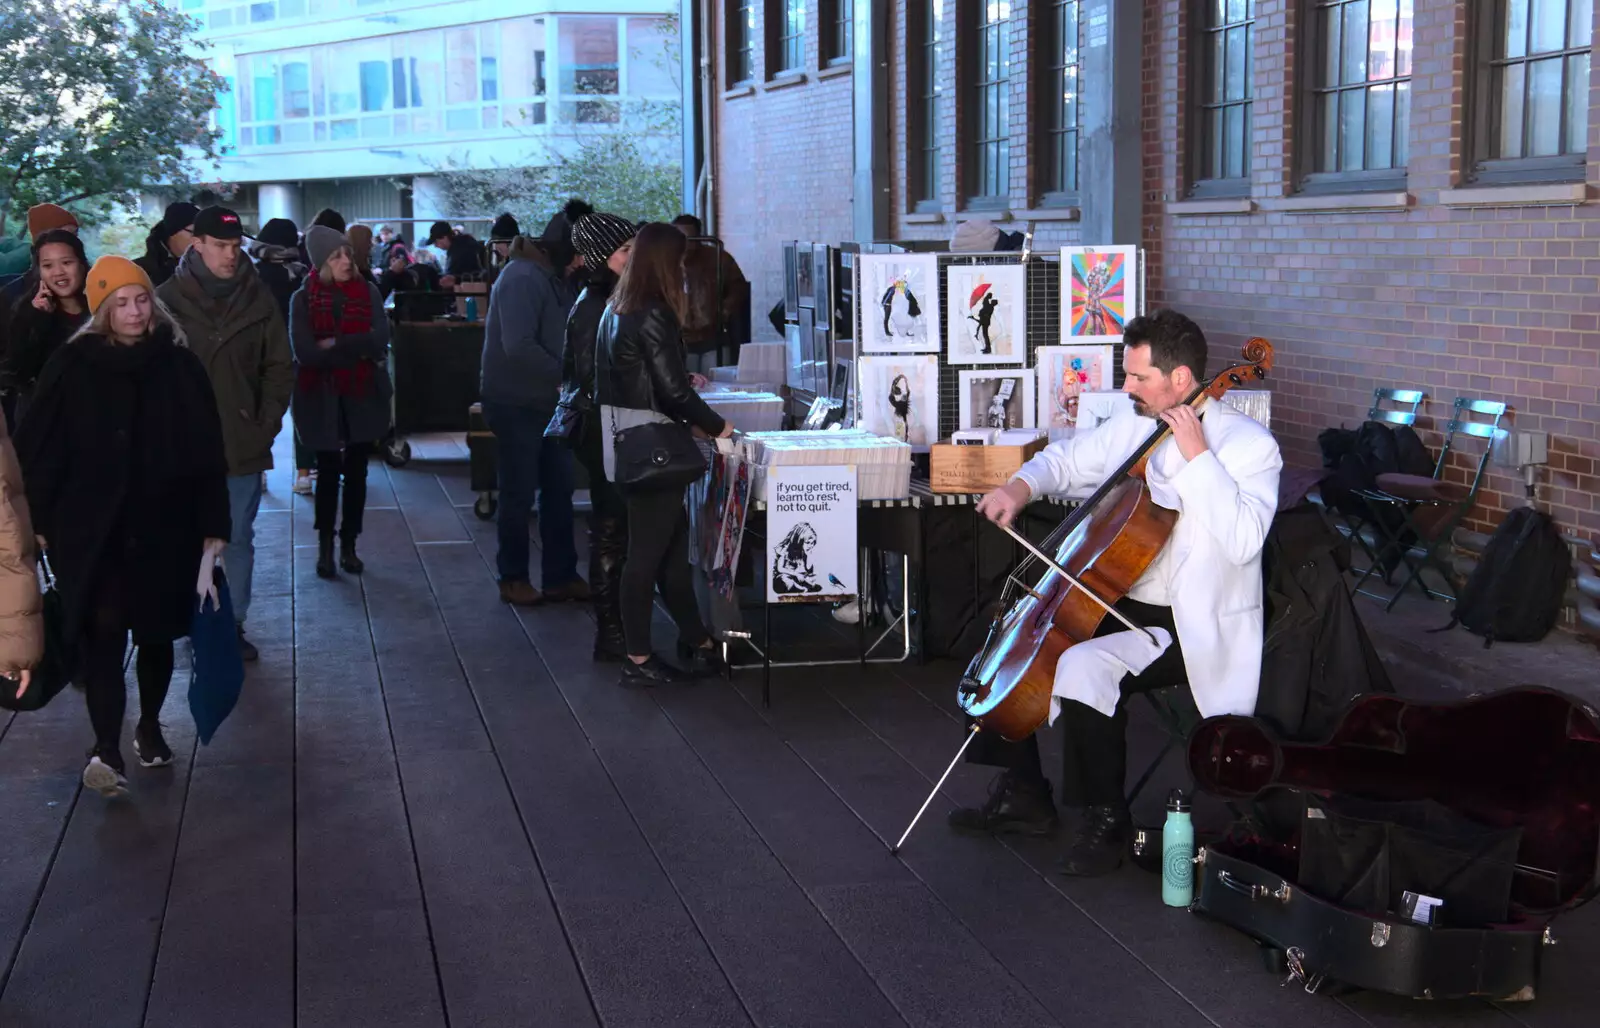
[596,316,706,491]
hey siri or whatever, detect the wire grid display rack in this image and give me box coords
[848,249,1147,440]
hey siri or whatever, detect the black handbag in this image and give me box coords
[0,552,74,713]
[611,417,705,491]
[544,385,589,441]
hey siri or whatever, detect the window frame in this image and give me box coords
[1037,0,1081,207]
[963,0,1011,209]
[766,0,806,78]
[726,0,756,85]
[1294,0,1414,195]
[907,0,944,212]
[821,0,852,65]
[1188,0,1256,199]
[1467,0,1590,185]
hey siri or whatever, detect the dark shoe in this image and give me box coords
[542,578,592,602]
[82,747,128,797]
[619,655,686,686]
[499,579,543,606]
[677,638,728,678]
[947,771,1060,836]
[237,626,259,663]
[316,531,338,579]
[339,535,364,575]
[134,722,174,768]
[592,619,628,663]
[1057,804,1132,877]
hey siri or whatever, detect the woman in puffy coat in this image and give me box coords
[16,256,231,797]
[289,226,392,580]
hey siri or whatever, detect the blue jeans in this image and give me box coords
[225,474,263,625]
[482,400,578,587]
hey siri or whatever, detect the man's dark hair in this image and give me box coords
[428,220,454,244]
[311,208,347,233]
[1123,309,1207,383]
[671,213,703,235]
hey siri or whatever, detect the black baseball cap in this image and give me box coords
[194,205,245,240]
[428,220,454,244]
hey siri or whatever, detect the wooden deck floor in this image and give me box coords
[0,453,1593,1028]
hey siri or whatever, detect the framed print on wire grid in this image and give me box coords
[1036,345,1114,438]
[1061,245,1139,343]
[957,369,1036,432]
[859,354,939,448]
[1077,390,1136,432]
[945,263,1027,365]
[858,254,940,353]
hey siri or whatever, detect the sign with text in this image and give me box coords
[766,465,857,604]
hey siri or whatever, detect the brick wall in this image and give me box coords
[706,0,1600,538]
[1141,0,1600,536]
[710,1,855,337]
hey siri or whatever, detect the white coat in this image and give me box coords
[1011,398,1282,719]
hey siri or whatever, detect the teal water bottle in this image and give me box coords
[1162,788,1195,908]
[465,296,479,321]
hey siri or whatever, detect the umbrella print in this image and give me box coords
[968,281,992,307]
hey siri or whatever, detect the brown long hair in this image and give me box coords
[610,222,687,324]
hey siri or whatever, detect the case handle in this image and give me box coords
[1218,870,1291,904]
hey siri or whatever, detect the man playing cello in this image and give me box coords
[952,310,1282,876]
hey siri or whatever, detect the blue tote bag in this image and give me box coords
[189,566,244,744]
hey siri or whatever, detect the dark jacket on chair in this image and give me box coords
[594,301,725,435]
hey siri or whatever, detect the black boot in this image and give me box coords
[947,771,1060,836]
[316,530,338,579]
[590,516,628,662]
[339,533,364,574]
[1057,804,1132,877]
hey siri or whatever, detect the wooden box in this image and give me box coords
[929,437,1047,494]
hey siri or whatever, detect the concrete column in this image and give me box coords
[257,183,304,227]
[851,0,889,243]
[410,175,450,225]
[1078,0,1143,245]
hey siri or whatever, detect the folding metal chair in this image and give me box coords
[1126,686,1201,807]
[1352,397,1507,611]
[1329,388,1426,578]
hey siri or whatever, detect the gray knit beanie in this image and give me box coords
[305,225,348,271]
[571,213,638,270]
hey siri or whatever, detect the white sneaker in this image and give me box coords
[293,472,313,496]
[82,753,128,797]
[832,599,873,625]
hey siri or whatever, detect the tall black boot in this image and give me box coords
[316,530,338,579]
[339,532,364,574]
[590,516,628,661]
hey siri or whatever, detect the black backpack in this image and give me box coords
[1439,507,1572,646]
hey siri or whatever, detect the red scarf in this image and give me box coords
[301,273,376,397]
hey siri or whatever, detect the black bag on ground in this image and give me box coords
[0,553,74,713]
[1438,506,1571,646]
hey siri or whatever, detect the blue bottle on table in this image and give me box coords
[1162,788,1194,907]
[465,296,479,321]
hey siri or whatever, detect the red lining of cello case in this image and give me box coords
[1188,688,1600,918]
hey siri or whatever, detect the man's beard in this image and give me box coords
[1130,395,1153,417]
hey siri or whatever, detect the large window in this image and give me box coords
[1041,0,1080,202]
[771,0,806,76]
[1192,0,1255,194]
[227,14,673,148]
[967,0,1012,203]
[908,0,944,210]
[1300,0,1414,191]
[822,0,853,63]
[1473,0,1591,182]
[727,0,756,83]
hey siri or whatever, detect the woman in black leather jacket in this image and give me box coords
[559,213,637,661]
[595,223,733,684]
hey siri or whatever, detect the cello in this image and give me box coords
[890,338,1274,853]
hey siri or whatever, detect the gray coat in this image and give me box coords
[479,246,574,410]
[287,280,393,451]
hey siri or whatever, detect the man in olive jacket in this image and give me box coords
[158,206,295,662]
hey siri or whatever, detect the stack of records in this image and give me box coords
[739,429,912,501]
[699,385,785,432]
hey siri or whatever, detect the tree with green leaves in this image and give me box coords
[0,0,224,237]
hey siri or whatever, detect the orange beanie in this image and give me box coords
[27,203,79,240]
[85,256,155,314]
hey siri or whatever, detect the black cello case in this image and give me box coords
[1188,687,1600,1001]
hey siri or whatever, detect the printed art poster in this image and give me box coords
[945,264,1026,365]
[859,354,939,449]
[1036,345,1114,437]
[1061,245,1139,343]
[766,465,857,604]
[958,369,1035,432]
[859,254,940,353]
[1078,390,1137,432]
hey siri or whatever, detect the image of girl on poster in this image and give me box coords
[772,523,823,595]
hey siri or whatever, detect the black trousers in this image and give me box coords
[82,563,175,752]
[314,443,374,536]
[620,485,710,657]
[968,597,1187,808]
